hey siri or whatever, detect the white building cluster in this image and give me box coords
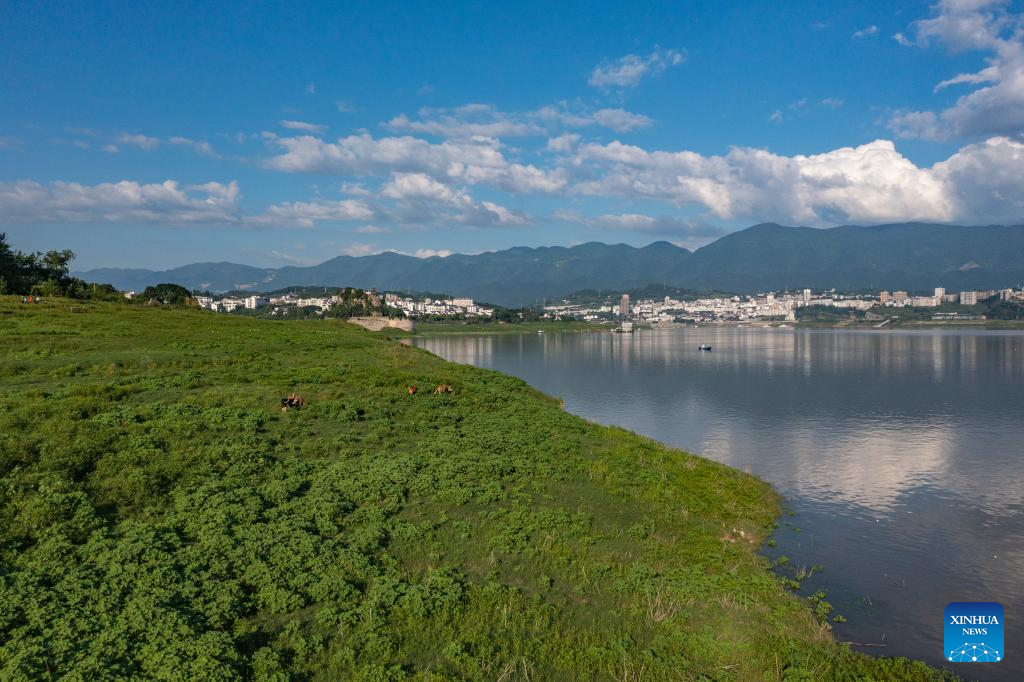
[545,286,1024,324]
[383,293,494,318]
[193,290,494,318]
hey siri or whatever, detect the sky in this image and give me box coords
[2,0,1024,271]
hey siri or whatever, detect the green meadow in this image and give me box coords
[0,299,953,680]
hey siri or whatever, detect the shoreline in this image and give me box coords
[0,299,955,679]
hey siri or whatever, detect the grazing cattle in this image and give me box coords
[280,393,306,411]
[434,384,453,394]
[407,385,417,395]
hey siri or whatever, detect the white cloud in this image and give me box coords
[385,103,653,139]
[248,198,376,228]
[769,110,784,123]
[118,133,161,150]
[264,133,567,194]
[280,120,328,135]
[101,144,120,154]
[336,100,355,113]
[546,133,581,152]
[340,181,372,196]
[821,97,846,109]
[380,172,531,228]
[852,25,880,38]
[413,248,452,258]
[893,32,913,46]
[354,224,389,234]
[588,48,685,89]
[592,108,652,132]
[889,0,1024,140]
[168,136,218,157]
[385,104,544,138]
[569,136,1024,225]
[305,82,316,94]
[0,179,240,224]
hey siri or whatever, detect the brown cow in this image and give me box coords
[407,385,417,395]
[434,384,454,394]
[280,393,306,411]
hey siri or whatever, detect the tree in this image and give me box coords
[141,283,192,305]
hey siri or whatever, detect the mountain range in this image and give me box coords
[78,222,1024,306]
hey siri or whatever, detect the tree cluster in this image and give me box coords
[0,233,119,299]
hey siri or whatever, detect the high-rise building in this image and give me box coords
[893,291,909,302]
[619,293,630,318]
[802,289,811,305]
[880,291,891,304]
[934,287,946,299]
[960,291,977,305]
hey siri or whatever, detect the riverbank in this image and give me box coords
[0,299,953,679]
[412,318,608,335]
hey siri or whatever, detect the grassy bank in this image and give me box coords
[0,298,952,680]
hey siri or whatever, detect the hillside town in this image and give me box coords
[186,289,495,319]
[543,287,1024,324]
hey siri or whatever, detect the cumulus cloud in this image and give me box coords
[546,133,581,152]
[821,97,845,109]
[385,104,544,138]
[412,248,452,258]
[569,136,1024,225]
[168,136,218,157]
[118,133,161,150]
[588,48,685,89]
[380,172,531,228]
[117,133,216,156]
[385,103,653,139]
[769,110,784,123]
[852,25,880,38]
[247,198,375,228]
[263,133,567,194]
[591,108,652,132]
[889,0,1024,140]
[0,180,240,224]
[280,120,328,135]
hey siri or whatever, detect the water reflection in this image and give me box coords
[414,328,1024,680]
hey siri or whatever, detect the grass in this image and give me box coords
[0,298,955,680]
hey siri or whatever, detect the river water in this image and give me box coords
[413,327,1024,680]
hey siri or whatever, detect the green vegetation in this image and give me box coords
[0,233,119,300]
[0,299,954,680]
[141,283,194,306]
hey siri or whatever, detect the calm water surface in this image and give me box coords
[413,328,1024,680]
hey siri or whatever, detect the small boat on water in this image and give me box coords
[537,329,544,334]
[698,344,712,351]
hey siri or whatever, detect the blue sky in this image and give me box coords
[2,0,1023,271]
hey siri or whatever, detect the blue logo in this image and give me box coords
[945,602,1004,663]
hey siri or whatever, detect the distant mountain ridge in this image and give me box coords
[78,222,1024,306]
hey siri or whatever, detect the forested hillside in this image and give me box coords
[0,300,953,680]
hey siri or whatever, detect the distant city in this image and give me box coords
[119,285,1024,325]
[545,286,1024,324]
[171,291,496,319]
